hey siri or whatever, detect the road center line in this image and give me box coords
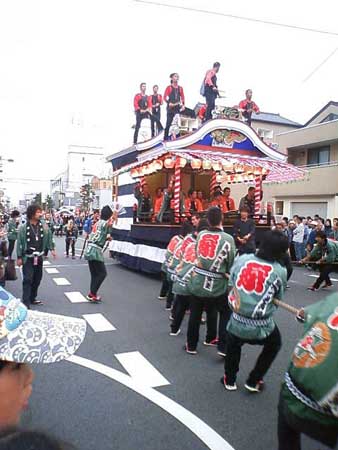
[68,355,235,450]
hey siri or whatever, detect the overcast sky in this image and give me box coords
[1,0,337,203]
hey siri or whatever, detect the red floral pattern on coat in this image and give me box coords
[236,261,273,294]
[328,307,338,330]
[167,236,181,254]
[183,243,197,264]
[197,233,221,260]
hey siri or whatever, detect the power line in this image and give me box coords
[134,0,338,37]
[302,47,338,83]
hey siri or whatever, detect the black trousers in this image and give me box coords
[151,109,161,137]
[165,280,174,309]
[159,273,169,297]
[66,238,75,256]
[187,295,227,350]
[8,240,15,259]
[278,391,338,450]
[164,106,180,140]
[22,258,43,307]
[224,325,282,385]
[88,260,107,295]
[171,294,191,333]
[280,253,293,281]
[313,264,335,289]
[205,87,217,121]
[134,111,163,144]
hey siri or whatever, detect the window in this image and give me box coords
[256,128,273,140]
[307,146,330,166]
[103,182,107,189]
[320,113,338,123]
[275,201,284,215]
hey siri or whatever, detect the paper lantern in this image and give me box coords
[153,160,163,171]
[177,157,187,168]
[235,164,244,174]
[254,167,262,176]
[164,157,175,169]
[222,163,233,174]
[212,161,222,172]
[130,168,138,178]
[262,167,268,175]
[202,160,212,170]
[190,159,202,170]
[216,174,223,184]
[143,164,151,175]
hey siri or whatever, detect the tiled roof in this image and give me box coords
[252,112,302,127]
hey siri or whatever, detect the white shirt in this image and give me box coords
[293,223,305,243]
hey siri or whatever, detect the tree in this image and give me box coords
[80,183,94,212]
[45,194,54,212]
[32,192,42,205]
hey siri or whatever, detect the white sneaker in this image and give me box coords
[169,329,181,336]
[220,376,237,391]
[158,295,167,300]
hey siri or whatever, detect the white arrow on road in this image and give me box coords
[115,351,170,388]
[68,355,235,450]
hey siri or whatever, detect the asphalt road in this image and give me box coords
[7,236,337,450]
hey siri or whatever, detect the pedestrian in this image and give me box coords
[0,428,75,450]
[233,207,256,255]
[149,84,163,138]
[163,73,185,141]
[288,220,296,261]
[0,285,86,431]
[293,216,305,261]
[158,230,183,301]
[134,182,153,222]
[166,222,194,315]
[6,210,20,259]
[42,211,54,259]
[238,89,260,126]
[238,186,256,216]
[221,230,288,391]
[133,82,163,144]
[324,218,333,238]
[333,217,338,240]
[0,229,7,288]
[161,222,193,311]
[202,62,221,121]
[186,207,236,355]
[16,204,56,308]
[170,219,209,336]
[301,230,338,291]
[278,292,338,450]
[64,219,78,259]
[84,205,117,302]
[83,210,99,238]
[223,187,236,212]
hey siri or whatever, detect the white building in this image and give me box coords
[50,145,105,208]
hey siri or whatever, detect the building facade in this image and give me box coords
[50,145,105,209]
[263,101,338,219]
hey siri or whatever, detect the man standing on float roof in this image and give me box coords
[16,204,56,308]
[133,82,163,144]
[84,205,117,303]
[203,62,220,121]
[163,73,185,140]
[149,84,163,138]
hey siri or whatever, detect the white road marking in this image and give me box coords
[43,260,51,266]
[65,292,89,303]
[83,313,116,332]
[68,355,235,450]
[307,274,338,281]
[115,351,170,388]
[53,277,71,286]
[45,268,60,274]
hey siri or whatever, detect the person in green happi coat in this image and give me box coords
[84,205,117,303]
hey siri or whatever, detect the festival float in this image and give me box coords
[106,117,305,273]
